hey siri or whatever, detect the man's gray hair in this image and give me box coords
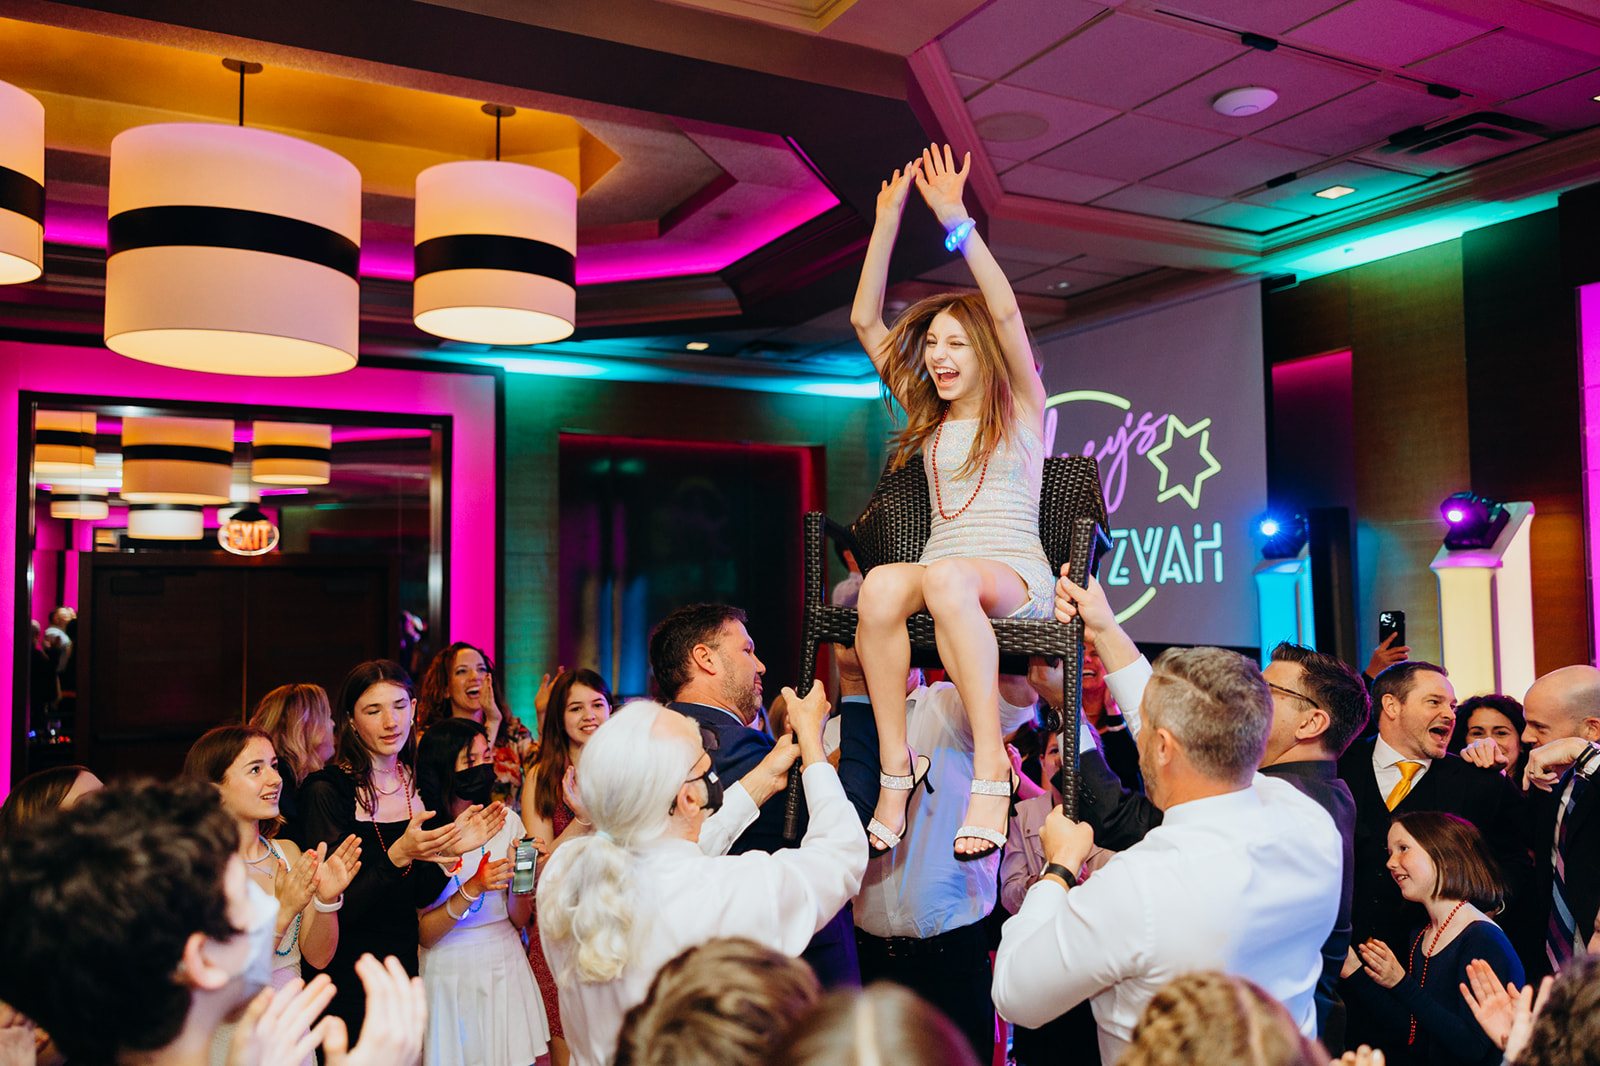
[1142,647,1272,784]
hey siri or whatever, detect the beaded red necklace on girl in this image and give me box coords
[365,764,415,878]
[930,406,990,521]
[1406,899,1468,1045]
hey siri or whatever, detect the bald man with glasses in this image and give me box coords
[1051,576,1370,1053]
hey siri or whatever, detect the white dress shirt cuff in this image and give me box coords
[1104,655,1152,738]
[698,780,760,856]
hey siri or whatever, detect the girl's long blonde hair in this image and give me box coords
[248,683,332,785]
[880,292,1016,479]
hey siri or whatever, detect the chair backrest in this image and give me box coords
[848,453,1109,575]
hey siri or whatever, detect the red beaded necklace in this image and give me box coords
[1407,899,1469,1044]
[930,407,990,521]
[366,764,414,877]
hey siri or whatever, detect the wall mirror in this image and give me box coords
[20,394,449,781]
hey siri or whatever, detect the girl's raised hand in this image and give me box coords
[316,835,362,903]
[913,143,972,227]
[275,845,320,920]
[876,161,920,221]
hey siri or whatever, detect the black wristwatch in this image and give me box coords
[1042,862,1078,887]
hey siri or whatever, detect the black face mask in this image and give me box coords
[694,768,724,815]
[454,763,495,805]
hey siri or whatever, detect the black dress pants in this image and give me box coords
[855,919,995,1063]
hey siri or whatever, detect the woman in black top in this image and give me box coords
[300,659,504,1039]
[1343,810,1524,1066]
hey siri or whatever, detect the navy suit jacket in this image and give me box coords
[1526,769,1600,978]
[669,700,808,855]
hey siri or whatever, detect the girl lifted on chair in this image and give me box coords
[849,143,1053,861]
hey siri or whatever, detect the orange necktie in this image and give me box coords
[1385,761,1423,811]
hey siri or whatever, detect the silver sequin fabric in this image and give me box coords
[918,418,1054,619]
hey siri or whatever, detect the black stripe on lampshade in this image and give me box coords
[103,123,362,376]
[412,160,577,345]
[251,421,331,485]
[0,79,44,285]
[120,416,235,504]
[34,411,97,475]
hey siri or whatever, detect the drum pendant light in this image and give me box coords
[413,104,576,345]
[127,503,203,540]
[252,421,330,485]
[50,484,109,520]
[0,79,44,285]
[35,410,97,475]
[121,416,235,504]
[103,61,362,375]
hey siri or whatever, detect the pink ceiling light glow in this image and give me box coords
[1578,284,1600,666]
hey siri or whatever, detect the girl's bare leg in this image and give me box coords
[855,562,927,848]
[922,558,1030,856]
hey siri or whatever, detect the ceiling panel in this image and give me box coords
[1285,0,1492,68]
[1068,254,1161,274]
[1498,69,1600,132]
[1407,29,1598,99]
[1012,265,1125,295]
[939,0,1108,79]
[1240,160,1425,214]
[1357,123,1549,174]
[1090,183,1227,218]
[1035,112,1235,180]
[1001,163,1128,201]
[916,255,1048,285]
[1252,80,1461,155]
[953,72,989,97]
[1146,138,1324,197]
[1137,48,1372,137]
[967,82,1121,159]
[1006,14,1245,111]
[1187,200,1311,231]
[1148,0,1347,35]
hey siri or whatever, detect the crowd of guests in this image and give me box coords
[2,574,1599,1066]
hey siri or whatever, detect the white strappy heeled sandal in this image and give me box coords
[866,749,933,851]
[953,773,1014,862]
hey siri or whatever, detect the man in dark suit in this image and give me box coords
[1517,665,1600,978]
[1336,661,1529,958]
[648,602,861,987]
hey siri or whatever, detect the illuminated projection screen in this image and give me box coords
[1037,281,1266,648]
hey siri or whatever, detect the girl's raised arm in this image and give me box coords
[914,143,1047,429]
[851,161,921,403]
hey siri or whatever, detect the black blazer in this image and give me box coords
[669,700,807,855]
[1337,737,1531,954]
[1525,769,1600,979]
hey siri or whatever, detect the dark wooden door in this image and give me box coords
[79,554,397,782]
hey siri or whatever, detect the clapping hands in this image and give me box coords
[226,955,425,1066]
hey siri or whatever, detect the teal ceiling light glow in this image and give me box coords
[478,356,608,377]
[792,381,882,398]
[1267,193,1560,280]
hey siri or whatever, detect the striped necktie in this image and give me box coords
[1385,761,1423,811]
[1548,770,1591,971]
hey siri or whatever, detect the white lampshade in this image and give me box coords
[50,484,108,520]
[121,416,235,504]
[104,123,362,376]
[0,80,43,285]
[35,410,97,475]
[127,503,203,540]
[252,421,330,485]
[413,160,576,345]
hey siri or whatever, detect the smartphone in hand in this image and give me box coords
[1379,610,1406,649]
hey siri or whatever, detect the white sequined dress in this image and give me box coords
[918,417,1054,619]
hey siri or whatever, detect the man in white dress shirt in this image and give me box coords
[538,690,867,1066]
[992,645,1342,1063]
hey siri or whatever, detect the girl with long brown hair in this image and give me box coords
[849,143,1052,859]
[418,641,535,809]
[520,667,613,1066]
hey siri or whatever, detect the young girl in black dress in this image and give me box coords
[300,659,505,1039]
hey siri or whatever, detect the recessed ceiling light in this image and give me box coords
[685,341,710,351]
[1052,281,1071,290]
[1592,94,1600,102]
[1212,87,1279,117]
[1315,185,1357,200]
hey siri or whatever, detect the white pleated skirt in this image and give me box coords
[420,920,550,1066]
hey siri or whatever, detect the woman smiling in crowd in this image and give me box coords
[419,642,536,810]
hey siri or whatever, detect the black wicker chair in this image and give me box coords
[785,453,1111,837]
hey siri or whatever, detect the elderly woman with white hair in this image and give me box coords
[537,686,868,1066]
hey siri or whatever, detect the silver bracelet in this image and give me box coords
[458,882,482,903]
[312,893,344,913]
[443,897,467,921]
